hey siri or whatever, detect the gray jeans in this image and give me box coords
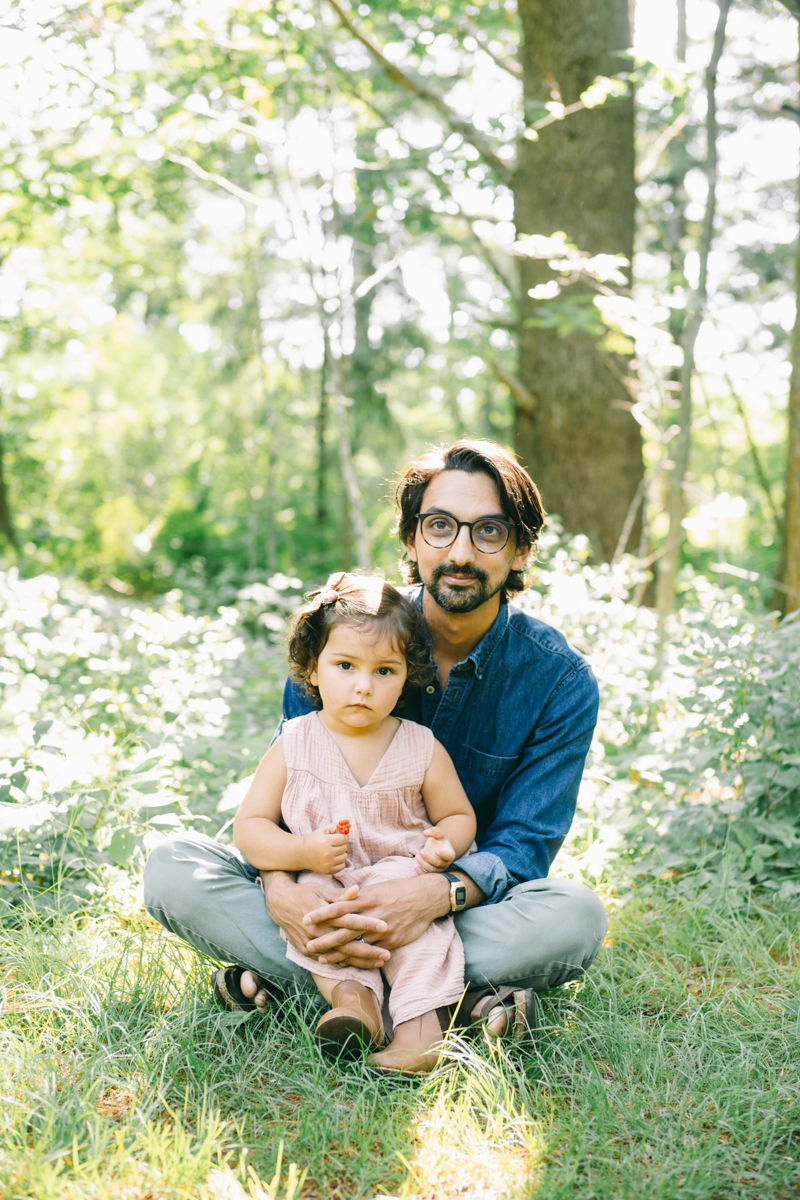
[143,831,608,997]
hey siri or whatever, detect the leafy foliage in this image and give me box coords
[515,533,800,901]
[0,568,297,915]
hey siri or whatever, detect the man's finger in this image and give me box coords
[302,899,383,926]
[307,926,391,955]
[321,948,392,966]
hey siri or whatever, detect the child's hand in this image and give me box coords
[302,823,349,874]
[414,827,456,875]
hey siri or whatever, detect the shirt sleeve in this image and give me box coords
[270,677,318,746]
[453,663,599,904]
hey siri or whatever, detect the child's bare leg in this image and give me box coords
[313,974,384,1046]
[369,1008,444,1074]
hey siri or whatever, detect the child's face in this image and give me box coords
[310,623,408,731]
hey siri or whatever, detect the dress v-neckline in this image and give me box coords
[314,712,403,790]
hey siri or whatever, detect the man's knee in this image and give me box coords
[142,830,228,919]
[510,876,608,962]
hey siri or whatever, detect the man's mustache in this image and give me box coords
[431,563,489,584]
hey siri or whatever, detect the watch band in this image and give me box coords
[442,871,467,913]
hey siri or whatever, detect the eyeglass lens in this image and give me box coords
[420,514,509,552]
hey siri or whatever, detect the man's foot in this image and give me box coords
[212,966,271,1014]
[315,981,384,1053]
[464,986,537,1042]
[368,1009,445,1075]
[471,995,507,1037]
[240,969,270,1010]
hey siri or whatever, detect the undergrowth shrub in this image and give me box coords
[520,534,800,902]
[0,569,296,916]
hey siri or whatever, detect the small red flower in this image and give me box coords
[336,819,350,835]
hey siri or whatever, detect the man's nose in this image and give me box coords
[448,523,476,564]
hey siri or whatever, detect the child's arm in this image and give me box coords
[233,737,348,875]
[416,740,477,875]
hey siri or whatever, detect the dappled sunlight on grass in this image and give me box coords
[398,1041,546,1200]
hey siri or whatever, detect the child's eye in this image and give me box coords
[376,667,395,676]
[336,661,354,671]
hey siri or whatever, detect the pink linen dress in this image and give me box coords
[279,711,466,1026]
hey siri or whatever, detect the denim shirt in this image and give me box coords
[280,589,599,904]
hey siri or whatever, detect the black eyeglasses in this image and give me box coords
[416,511,514,554]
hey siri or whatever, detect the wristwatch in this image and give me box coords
[443,871,467,913]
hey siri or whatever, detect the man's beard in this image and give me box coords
[426,562,504,613]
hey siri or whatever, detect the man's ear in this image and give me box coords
[511,539,532,573]
[405,535,418,564]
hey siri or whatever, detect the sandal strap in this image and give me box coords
[212,966,271,1013]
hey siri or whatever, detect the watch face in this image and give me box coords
[454,885,467,908]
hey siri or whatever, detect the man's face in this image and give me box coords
[405,469,529,614]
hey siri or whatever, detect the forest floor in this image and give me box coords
[3,888,800,1200]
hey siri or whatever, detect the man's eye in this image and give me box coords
[478,522,503,536]
[430,518,453,531]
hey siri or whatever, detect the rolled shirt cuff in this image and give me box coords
[452,850,511,906]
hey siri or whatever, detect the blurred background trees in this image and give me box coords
[0,0,798,615]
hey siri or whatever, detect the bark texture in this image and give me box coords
[514,0,641,560]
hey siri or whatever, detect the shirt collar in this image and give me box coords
[412,584,509,681]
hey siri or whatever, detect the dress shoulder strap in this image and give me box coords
[279,711,319,772]
[397,718,436,776]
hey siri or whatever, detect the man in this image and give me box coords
[144,439,607,1033]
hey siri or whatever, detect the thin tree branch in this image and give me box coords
[636,110,689,183]
[722,368,781,530]
[656,0,732,616]
[612,477,646,563]
[325,0,514,185]
[490,359,536,414]
[167,154,266,206]
[463,20,522,78]
[319,56,521,305]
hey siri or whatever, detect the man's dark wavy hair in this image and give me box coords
[287,572,434,703]
[393,439,546,598]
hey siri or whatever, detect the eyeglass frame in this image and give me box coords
[415,510,516,555]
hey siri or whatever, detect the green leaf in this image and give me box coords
[33,718,54,744]
[108,827,139,866]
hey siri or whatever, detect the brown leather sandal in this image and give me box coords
[211,966,273,1014]
[455,985,538,1043]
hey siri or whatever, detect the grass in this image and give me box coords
[2,888,800,1200]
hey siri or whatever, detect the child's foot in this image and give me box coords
[368,1009,445,1074]
[315,981,384,1052]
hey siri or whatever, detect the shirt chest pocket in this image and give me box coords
[457,743,518,807]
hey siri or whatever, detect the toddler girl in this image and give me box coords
[233,571,476,1074]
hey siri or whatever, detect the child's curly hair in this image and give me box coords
[288,571,434,703]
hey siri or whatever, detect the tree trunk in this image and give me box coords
[0,429,17,550]
[513,0,641,561]
[776,19,800,615]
